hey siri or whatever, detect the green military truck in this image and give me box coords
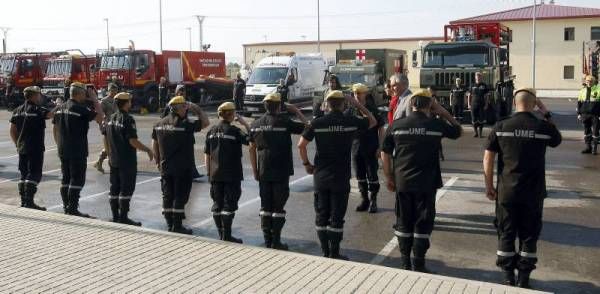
[329,49,407,107]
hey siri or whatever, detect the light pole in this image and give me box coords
[103,18,110,50]
[317,0,321,53]
[186,27,192,51]
[531,0,537,88]
[194,15,205,51]
[0,27,10,53]
[159,0,163,52]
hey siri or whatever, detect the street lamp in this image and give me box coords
[194,15,205,51]
[532,0,537,88]
[103,18,110,50]
[317,0,321,53]
[186,27,192,51]
[159,0,163,52]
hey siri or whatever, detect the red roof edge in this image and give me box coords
[243,36,444,47]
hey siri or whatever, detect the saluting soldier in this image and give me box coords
[347,83,385,213]
[152,96,209,234]
[53,82,104,217]
[467,72,490,137]
[298,90,376,260]
[450,78,467,121]
[205,102,251,243]
[94,83,118,174]
[106,92,154,226]
[484,88,561,288]
[381,90,462,272]
[248,93,307,250]
[9,86,55,210]
[577,75,600,155]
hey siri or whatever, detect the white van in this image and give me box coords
[243,52,328,113]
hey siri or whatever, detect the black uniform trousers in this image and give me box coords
[495,199,543,272]
[18,151,44,201]
[234,97,244,112]
[109,165,137,213]
[353,152,380,194]
[452,100,464,119]
[581,114,600,145]
[210,181,242,215]
[161,172,193,220]
[394,190,436,257]
[259,179,290,240]
[60,157,87,211]
[471,103,486,127]
[314,184,350,242]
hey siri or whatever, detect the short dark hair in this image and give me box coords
[329,75,342,90]
[24,91,37,100]
[264,101,280,114]
[116,99,130,110]
[328,99,344,111]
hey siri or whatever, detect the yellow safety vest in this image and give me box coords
[578,85,600,102]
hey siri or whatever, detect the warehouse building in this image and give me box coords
[243,3,600,97]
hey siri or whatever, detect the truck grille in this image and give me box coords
[244,95,265,102]
[434,72,477,88]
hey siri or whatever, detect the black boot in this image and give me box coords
[171,217,193,235]
[592,143,598,155]
[18,182,26,207]
[260,213,272,248]
[502,270,516,286]
[478,126,484,138]
[317,230,329,257]
[271,216,288,250]
[399,255,412,270]
[22,183,46,210]
[368,192,378,213]
[213,214,223,240]
[119,198,142,226]
[581,144,592,154]
[328,230,348,260]
[516,270,532,289]
[60,186,69,213]
[473,125,479,137]
[412,257,431,273]
[67,192,94,218]
[221,213,243,243]
[355,191,369,212]
[94,151,107,174]
[109,197,120,222]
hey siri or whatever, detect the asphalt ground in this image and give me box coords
[0,98,598,293]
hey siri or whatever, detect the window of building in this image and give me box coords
[564,27,575,41]
[592,27,600,40]
[563,65,575,80]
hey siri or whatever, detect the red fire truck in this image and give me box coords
[0,52,62,109]
[42,50,96,101]
[96,46,227,112]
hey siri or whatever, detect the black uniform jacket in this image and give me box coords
[486,112,562,203]
[107,109,138,169]
[249,113,305,181]
[382,112,461,193]
[53,99,97,159]
[470,82,489,106]
[152,112,202,176]
[204,121,249,182]
[345,103,385,156]
[450,86,467,106]
[302,110,369,187]
[10,101,50,155]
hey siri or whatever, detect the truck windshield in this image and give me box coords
[100,55,131,69]
[0,57,15,74]
[334,72,377,87]
[422,46,490,68]
[46,60,72,76]
[247,67,288,84]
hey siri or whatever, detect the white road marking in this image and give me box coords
[0,146,58,160]
[369,176,459,265]
[46,164,208,211]
[0,158,96,184]
[189,174,313,228]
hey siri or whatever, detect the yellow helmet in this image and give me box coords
[263,93,282,102]
[352,83,369,93]
[325,90,345,101]
[218,101,236,112]
[114,92,132,101]
[168,96,186,106]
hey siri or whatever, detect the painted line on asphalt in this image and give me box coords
[0,146,58,160]
[369,176,459,265]
[46,164,208,211]
[0,158,97,185]
[190,174,314,228]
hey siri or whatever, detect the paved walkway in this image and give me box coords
[0,204,549,293]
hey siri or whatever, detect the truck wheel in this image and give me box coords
[146,89,159,113]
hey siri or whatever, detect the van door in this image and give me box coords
[287,67,299,99]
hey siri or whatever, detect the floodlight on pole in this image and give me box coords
[194,15,205,51]
[532,0,537,88]
[159,0,163,52]
[103,18,110,50]
[0,27,10,53]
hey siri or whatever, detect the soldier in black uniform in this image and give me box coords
[484,88,561,288]
[298,90,376,260]
[450,78,467,121]
[106,92,154,226]
[248,93,307,249]
[347,83,385,213]
[9,86,55,210]
[53,82,104,217]
[152,96,209,234]
[381,89,462,272]
[205,102,251,243]
[467,72,490,137]
[233,73,246,112]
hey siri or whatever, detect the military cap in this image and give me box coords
[513,87,537,98]
[263,93,281,102]
[325,90,345,101]
[168,96,187,106]
[70,82,86,90]
[23,86,41,94]
[218,101,236,112]
[114,92,132,101]
[352,83,369,93]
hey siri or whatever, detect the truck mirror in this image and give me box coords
[411,51,418,68]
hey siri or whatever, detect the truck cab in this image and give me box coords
[0,53,56,109]
[42,51,96,101]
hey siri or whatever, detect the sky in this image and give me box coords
[1,0,599,63]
